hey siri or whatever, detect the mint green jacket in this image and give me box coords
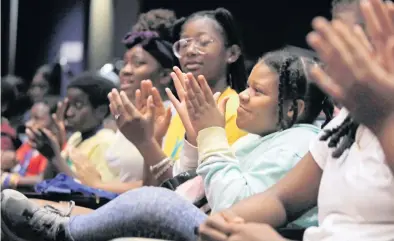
[197,124,320,228]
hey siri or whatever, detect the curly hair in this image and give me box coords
[132,9,177,42]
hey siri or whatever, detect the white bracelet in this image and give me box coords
[150,157,173,180]
[150,157,170,172]
[153,162,172,180]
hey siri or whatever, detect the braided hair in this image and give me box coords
[260,50,334,131]
[172,8,247,93]
[263,50,357,158]
[315,0,362,158]
[320,115,359,158]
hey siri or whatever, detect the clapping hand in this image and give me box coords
[184,74,228,134]
[108,89,156,147]
[69,147,102,187]
[135,80,172,145]
[307,0,394,131]
[26,124,61,160]
[165,66,199,145]
[52,99,68,148]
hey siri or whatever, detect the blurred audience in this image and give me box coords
[27,65,61,104]
[1,77,21,152]
[1,75,30,132]
[1,100,58,190]
[29,73,118,182]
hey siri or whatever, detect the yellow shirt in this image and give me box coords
[163,87,247,160]
[63,128,117,182]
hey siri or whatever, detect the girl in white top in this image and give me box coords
[305,109,393,240]
[197,0,394,240]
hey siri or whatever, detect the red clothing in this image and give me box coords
[15,143,48,176]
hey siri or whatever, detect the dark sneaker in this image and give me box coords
[1,189,73,241]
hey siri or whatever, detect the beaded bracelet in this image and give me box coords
[2,174,20,188]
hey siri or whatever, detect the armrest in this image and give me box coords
[277,227,305,241]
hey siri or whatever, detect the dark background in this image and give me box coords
[2,0,333,84]
[140,0,332,59]
[1,0,89,82]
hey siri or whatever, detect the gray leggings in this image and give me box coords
[67,187,207,241]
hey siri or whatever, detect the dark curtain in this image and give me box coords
[140,0,332,60]
[2,0,89,84]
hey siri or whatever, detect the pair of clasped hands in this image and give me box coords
[107,66,229,149]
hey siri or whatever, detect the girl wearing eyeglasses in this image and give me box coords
[162,8,248,161]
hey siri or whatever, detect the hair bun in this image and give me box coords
[214,8,232,17]
[132,9,177,42]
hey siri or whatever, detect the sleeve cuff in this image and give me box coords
[173,138,199,176]
[182,138,198,166]
[183,138,198,156]
[197,127,230,162]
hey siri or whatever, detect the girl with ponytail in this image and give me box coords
[162,8,249,161]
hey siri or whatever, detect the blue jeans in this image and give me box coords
[67,187,207,241]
